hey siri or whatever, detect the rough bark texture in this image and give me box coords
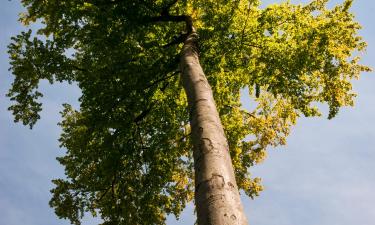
[180,31,248,225]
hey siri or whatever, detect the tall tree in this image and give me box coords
[7,0,369,224]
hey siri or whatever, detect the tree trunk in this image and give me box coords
[180,30,248,224]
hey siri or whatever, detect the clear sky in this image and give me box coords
[1,1,374,225]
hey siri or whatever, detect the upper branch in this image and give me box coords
[161,0,179,16]
[146,15,194,34]
[141,0,195,34]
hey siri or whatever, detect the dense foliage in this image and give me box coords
[7,0,369,224]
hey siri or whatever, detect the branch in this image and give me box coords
[145,15,194,34]
[146,14,188,23]
[178,132,191,143]
[240,5,252,49]
[134,104,154,123]
[242,110,256,118]
[163,33,188,48]
[97,187,110,201]
[161,0,179,16]
[243,43,263,49]
[144,70,179,90]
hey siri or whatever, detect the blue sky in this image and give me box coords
[1,1,374,225]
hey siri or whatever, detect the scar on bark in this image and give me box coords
[196,173,225,192]
[209,173,225,189]
[200,138,215,154]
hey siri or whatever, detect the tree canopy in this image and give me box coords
[7,0,369,224]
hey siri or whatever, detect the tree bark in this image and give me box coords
[180,29,248,224]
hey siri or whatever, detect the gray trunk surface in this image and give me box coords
[180,31,248,225]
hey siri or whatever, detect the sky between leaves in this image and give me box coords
[0,0,374,225]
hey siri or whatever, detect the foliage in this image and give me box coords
[7,0,369,224]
